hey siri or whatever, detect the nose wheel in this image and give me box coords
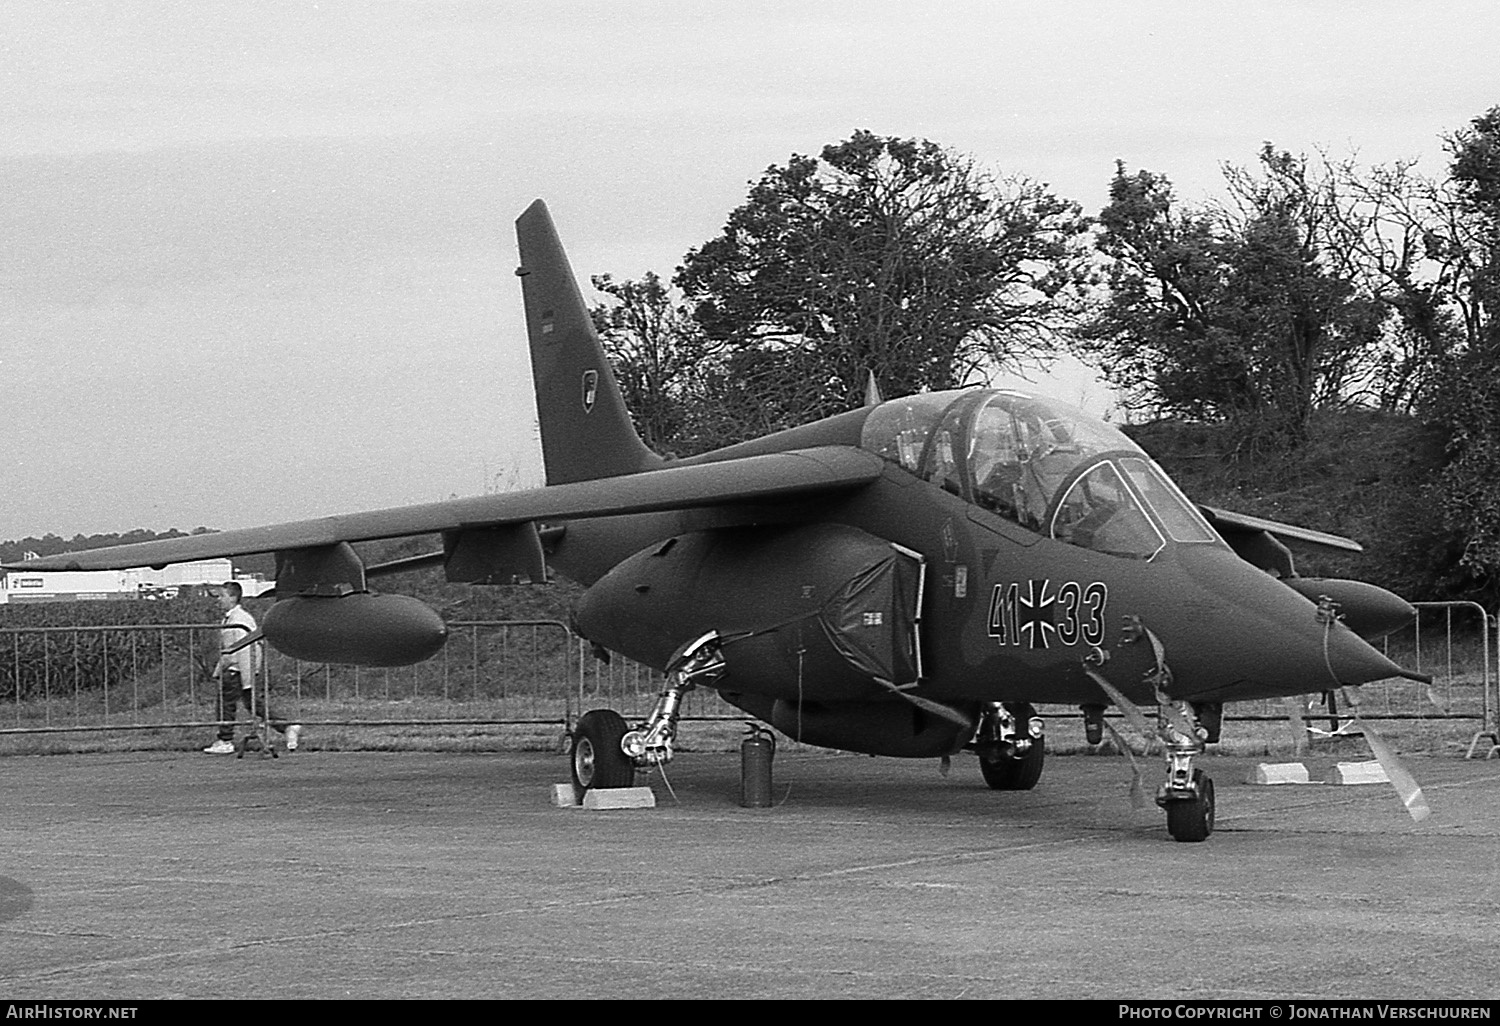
[1163,768,1215,842]
[1086,617,1217,842]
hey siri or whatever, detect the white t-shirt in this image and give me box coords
[217,605,262,686]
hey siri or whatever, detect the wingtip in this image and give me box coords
[0,559,81,572]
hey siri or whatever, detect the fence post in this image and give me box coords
[574,636,585,729]
[1481,612,1500,757]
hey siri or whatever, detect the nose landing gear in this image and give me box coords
[1163,767,1215,842]
[1085,618,1217,842]
[1155,698,1214,842]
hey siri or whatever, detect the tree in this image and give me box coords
[1082,148,1385,445]
[1080,163,1238,419]
[589,272,719,455]
[1322,156,1462,413]
[0,528,208,566]
[674,130,1091,435]
[1221,149,1385,428]
[1425,106,1500,587]
[1440,106,1500,347]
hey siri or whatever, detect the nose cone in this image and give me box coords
[1159,548,1417,702]
[1310,614,1416,686]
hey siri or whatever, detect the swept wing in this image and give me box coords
[4,447,883,572]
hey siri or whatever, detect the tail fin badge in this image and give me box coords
[540,309,555,335]
[582,369,598,413]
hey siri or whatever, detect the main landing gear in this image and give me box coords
[569,632,725,794]
[973,702,1045,790]
[571,709,634,790]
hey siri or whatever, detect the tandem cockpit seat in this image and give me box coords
[860,388,1225,560]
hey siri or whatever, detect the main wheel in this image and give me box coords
[1165,769,1215,842]
[979,703,1045,791]
[571,709,635,791]
[980,735,1045,790]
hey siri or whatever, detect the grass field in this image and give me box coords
[1,692,1493,761]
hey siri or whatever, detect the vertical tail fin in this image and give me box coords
[515,200,661,484]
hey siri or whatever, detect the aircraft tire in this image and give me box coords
[1165,769,1215,842]
[979,736,1044,790]
[979,703,1045,791]
[571,709,635,791]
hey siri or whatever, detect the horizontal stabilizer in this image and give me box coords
[1200,505,1363,554]
[4,447,884,572]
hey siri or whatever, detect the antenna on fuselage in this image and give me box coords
[864,370,883,407]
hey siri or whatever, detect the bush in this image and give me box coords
[0,595,219,701]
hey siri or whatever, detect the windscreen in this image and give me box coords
[1117,457,1220,544]
[861,389,1219,559]
[1051,461,1165,559]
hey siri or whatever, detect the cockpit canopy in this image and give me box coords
[860,389,1222,559]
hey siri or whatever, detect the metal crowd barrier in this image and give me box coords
[1190,600,1499,758]
[1,606,1497,756]
[0,620,578,738]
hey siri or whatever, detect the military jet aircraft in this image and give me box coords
[7,200,1427,841]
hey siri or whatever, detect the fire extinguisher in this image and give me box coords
[741,724,775,808]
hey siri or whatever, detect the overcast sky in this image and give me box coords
[3,0,1497,541]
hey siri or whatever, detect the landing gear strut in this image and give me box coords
[974,701,1045,790]
[569,632,725,794]
[622,632,725,769]
[1086,617,1216,842]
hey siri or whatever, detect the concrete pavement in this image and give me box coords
[1,747,1497,999]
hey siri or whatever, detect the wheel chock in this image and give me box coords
[1247,762,1310,785]
[1323,761,1390,785]
[550,783,581,807]
[581,786,657,810]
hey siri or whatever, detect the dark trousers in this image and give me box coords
[216,668,287,741]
